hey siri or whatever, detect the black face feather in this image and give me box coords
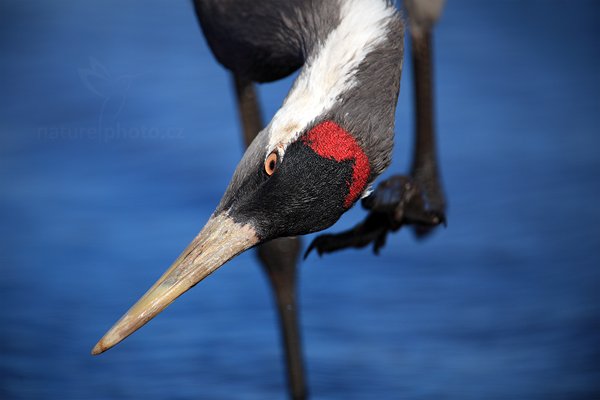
[225,140,354,241]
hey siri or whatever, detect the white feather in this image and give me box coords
[265,0,396,159]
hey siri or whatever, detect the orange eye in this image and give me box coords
[265,151,278,176]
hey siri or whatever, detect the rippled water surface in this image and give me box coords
[1,1,599,399]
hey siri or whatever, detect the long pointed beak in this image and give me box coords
[92,213,258,355]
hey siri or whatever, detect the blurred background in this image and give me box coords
[1,0,599,399]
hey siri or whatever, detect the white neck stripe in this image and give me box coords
[265,0,396,158]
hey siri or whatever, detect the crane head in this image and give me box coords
[92,118,372,355]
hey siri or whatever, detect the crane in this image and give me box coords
[93,1,446,398]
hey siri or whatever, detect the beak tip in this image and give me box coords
[91,333,117,356]
[91,341,105,356]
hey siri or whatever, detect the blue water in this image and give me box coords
[1,1,599,399]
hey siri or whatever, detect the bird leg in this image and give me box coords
[305,11,446,257]
[233,75,307,400]
[407,26,446,238]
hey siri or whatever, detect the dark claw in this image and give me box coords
[303,236,326,259]
[304,213,390,259]
[411,211,446,238]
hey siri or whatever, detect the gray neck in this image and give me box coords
[267,0,405,180]
[198,0,405,186]
[325,11,404,179]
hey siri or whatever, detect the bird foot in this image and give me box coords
[305,175,445,258]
